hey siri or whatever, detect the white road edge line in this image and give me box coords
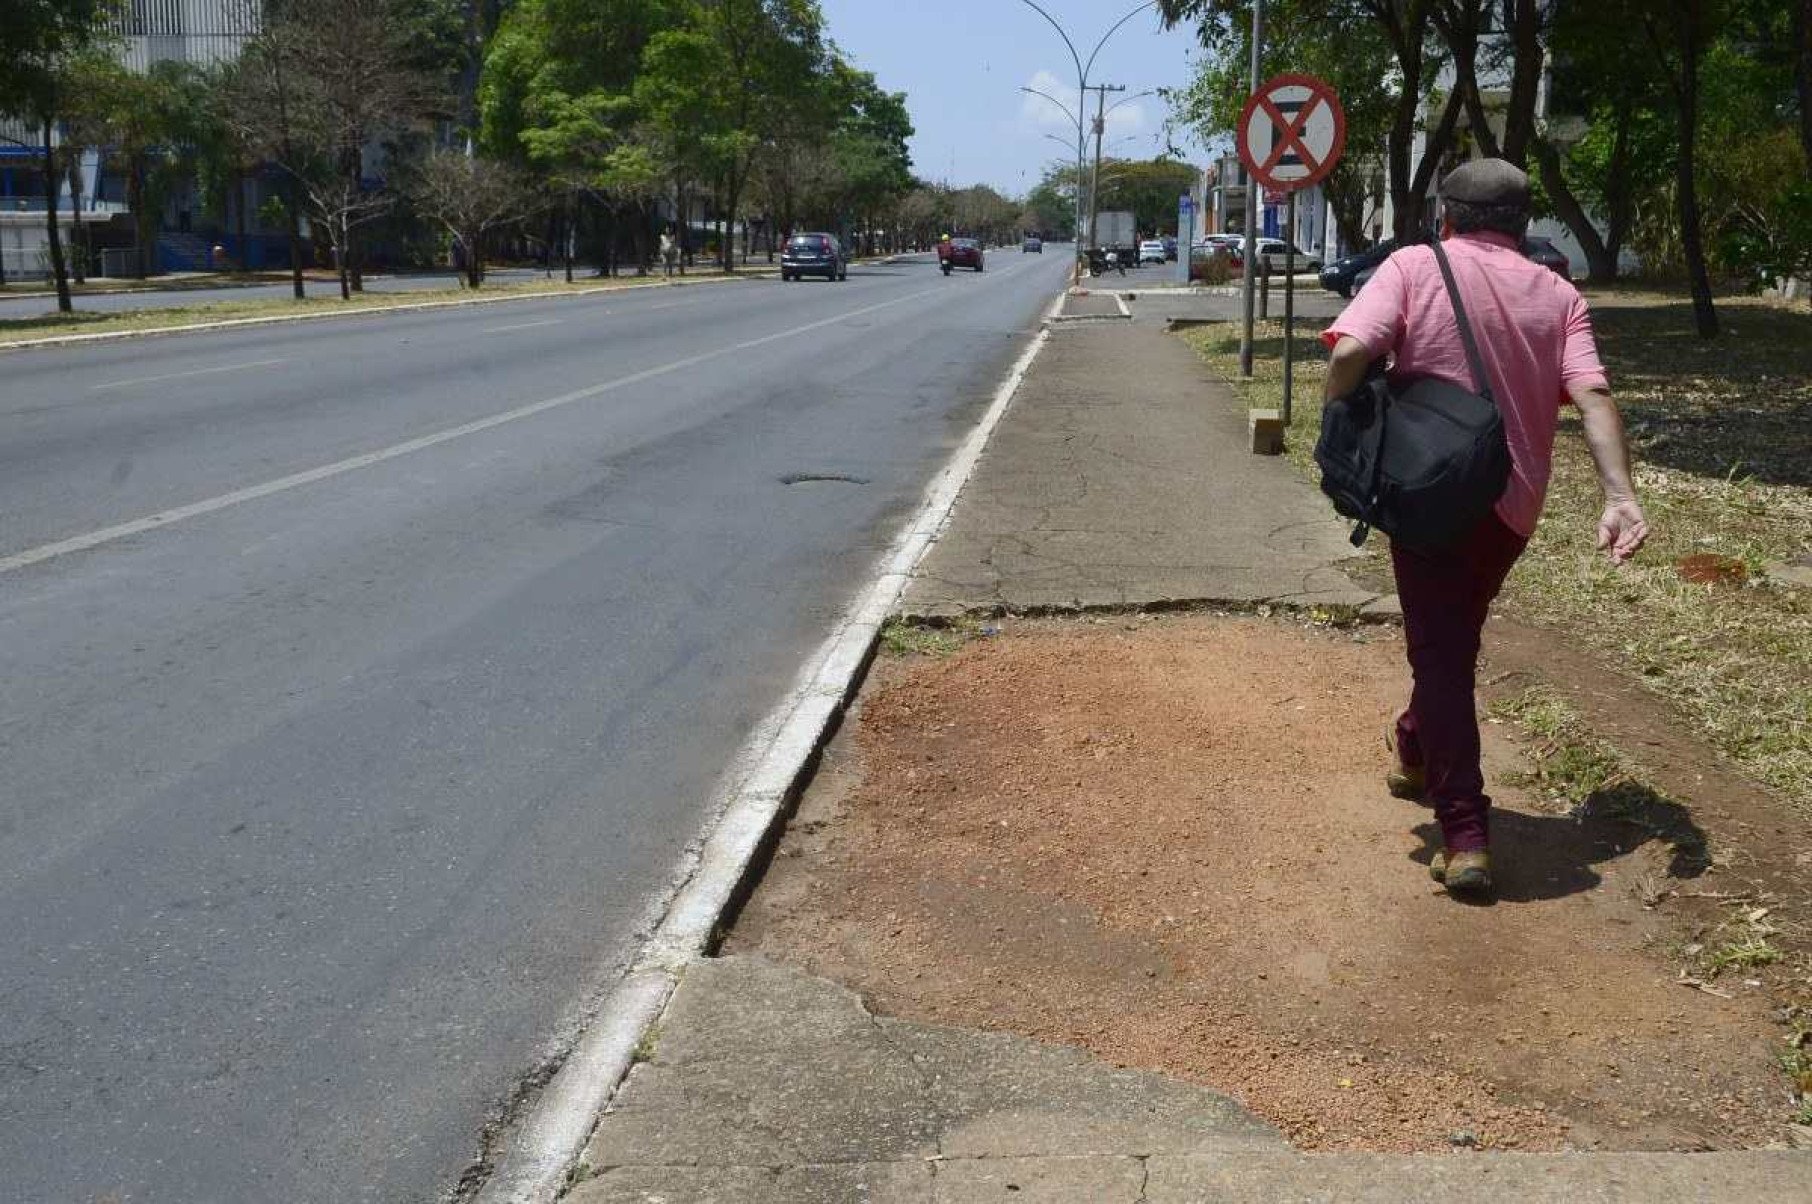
[481,319,563,334]
[0,282,957,579]
[472,282,1068,1204]
[91,358,289,392]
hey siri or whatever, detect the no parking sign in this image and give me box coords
[1236,74,1345,193]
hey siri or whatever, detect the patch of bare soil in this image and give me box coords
[728,612,1805,1153]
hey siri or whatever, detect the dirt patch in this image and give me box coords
[728,612,1802,1153]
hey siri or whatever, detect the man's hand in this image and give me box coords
[1571,385,1650,564]
[1597,499,1648,564]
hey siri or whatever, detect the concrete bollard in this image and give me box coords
[1249,408,1285,455]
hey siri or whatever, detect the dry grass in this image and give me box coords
[1179,291,1812,816]
[0,270,757,347]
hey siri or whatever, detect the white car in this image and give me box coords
[1137,239,1167,265]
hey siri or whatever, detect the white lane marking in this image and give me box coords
[472,283,1068,1204]
[0,281,958,578]
[91,358,289,392]
[482,319,563,334]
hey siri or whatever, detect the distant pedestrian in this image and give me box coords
[1319,159,1649,896]
[660,229,678,278]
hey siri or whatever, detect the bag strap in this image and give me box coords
[1429,240,1494,403]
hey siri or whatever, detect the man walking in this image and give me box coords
[1320,159,1649,895]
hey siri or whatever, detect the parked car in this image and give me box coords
[1521,235,1572,280]
[1318,234,1431,298]
[939,237,984,274]
[780,232,847,281]
[1348,234,1573,294]
[1138,239,1168,265]
[1022,236,1043,253]
[1188,242,1236,283]
[1244,237,1320,273]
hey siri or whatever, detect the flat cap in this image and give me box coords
[1441,158,1531,208]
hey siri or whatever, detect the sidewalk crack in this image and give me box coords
[866,1011,947,1162]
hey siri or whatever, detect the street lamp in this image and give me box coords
[1015,0,1160,283]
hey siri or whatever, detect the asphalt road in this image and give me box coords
[0,248,1069,1203]
[0,266,556,321]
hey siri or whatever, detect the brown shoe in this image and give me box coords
[1386,763,1426,801]
[1385,727,1426,801]
[1429,848,1492,894]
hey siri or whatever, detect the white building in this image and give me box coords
[1,0,263,278]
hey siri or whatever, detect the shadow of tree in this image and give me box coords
[1410,779,1710,906]
[1589,299,1812,488]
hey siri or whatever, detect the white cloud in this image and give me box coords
[1019,69,1080,132]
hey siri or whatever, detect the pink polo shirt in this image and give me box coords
[1321,232,1608,537]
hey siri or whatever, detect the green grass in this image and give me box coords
[878,617,977,658]
[1178,292,1812,815]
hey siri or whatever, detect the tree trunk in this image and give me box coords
[1385,27,1425,241]
[127,153,150,279]
[1795,0,1812,166]
[67,152,87,285]
[235,167,249,273]
[1456,43,1503,159]
[285,172,306,299]
[336,214,351,300]
[464,233,482,287]
[1531,134,1617,283]
[1405,87,1466,236]
[1602,95,1636,262]
[563,188,574,283]
[41,121,72,314]
[1500,0,1544,168]
[1675,16,1718,338]
[721,169,743,273]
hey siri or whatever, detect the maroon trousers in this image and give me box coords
[1390,513,1529,853]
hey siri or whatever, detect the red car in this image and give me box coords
[938,238,984,275]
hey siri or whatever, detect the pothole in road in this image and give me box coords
[779,473,870,486]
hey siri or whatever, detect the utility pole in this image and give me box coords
[1239,0,1264,377]
[1085,83,1125,258]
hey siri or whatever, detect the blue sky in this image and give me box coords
[818,0,1213,198]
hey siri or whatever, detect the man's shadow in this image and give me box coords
[1409,781,1711,905]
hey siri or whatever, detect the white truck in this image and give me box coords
[1092,210,1136,257]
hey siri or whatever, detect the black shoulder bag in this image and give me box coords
[1313,241,1512,551]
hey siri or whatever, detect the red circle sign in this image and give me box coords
[1236,73,1346,193]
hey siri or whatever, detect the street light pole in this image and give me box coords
[1085,83,1127,258]
[1016,0,1158,287]
[1239,0,1264,377]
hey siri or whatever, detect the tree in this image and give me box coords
[638,0,828,272]
[1160,0,1452,241]
[409,148,537,286]
[230,0,444,300]
[1164,1,1396,248]
[0,0,117,307]
[1645,0,1730,337]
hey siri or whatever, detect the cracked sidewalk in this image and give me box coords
[567,957,1808,1203]
[899,316,1378,618]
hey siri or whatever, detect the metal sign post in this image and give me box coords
[1283,190,1297,425]
[1235,72,1346,441]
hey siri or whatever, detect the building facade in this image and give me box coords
[1,0,268,278]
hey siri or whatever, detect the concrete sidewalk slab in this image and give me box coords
[571,954,1284,1203]
[569,957,1810,1204]
[902,318,1374,616]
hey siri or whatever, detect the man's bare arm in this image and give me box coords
[1569,384,1649,563]
[1322,335,1374,402]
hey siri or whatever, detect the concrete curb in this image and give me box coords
[0,271,772,355]
[469,285,1069,1204]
